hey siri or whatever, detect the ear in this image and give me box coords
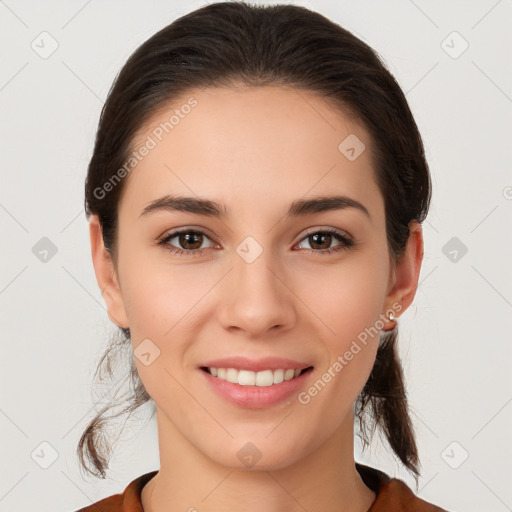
[89,214,129,329]
[383,220,424,317]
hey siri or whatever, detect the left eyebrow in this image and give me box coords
[139,194,371,221]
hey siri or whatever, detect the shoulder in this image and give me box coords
[73,470,158,512]
[356,463,450,511]
[74,494,123,512]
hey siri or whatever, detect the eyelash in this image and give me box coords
[157,228,354,258]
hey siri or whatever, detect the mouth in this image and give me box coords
[199,364,315,409]
[200,366,314,387]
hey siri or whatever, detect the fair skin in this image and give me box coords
[89,85,423,512]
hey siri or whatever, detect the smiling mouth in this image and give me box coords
[200,366,314,386]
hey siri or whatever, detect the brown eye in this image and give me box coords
[158,229,215,257]
[308,232,333,250]
[296,229,354,256]
[176,231,204,250]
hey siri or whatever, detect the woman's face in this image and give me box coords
[92,85,411,470]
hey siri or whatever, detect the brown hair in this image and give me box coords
[80,1,431,485]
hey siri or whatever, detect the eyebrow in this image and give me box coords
[139,194,371,221]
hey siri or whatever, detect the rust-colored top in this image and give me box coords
[75,463,449,511]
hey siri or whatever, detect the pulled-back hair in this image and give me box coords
[80,1,431,485]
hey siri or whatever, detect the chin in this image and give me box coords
[204,435,307,472]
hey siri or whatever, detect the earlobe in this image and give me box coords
[89,215,129,329]
[383,221,424,317]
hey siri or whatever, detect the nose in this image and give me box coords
[216,246,296,338]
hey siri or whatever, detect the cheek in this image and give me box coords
[119,247,215,337]
[295,252,387,406]
[119,257,216,398]
[298,253,389,345]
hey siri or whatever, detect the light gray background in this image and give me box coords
[1,1,511,511]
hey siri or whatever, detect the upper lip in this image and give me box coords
[200,356,313,373]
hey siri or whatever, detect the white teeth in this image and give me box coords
[206,367,306,386]
[273,369,284,384]
[226,368,238,384]
[255,369,273,386]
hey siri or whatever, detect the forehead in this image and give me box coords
[119,85,383,224]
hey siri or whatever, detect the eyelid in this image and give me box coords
[158,225,217,241]
[158,227,218,248]
[298,226,352,241]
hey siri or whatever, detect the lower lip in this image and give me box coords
[200,368,313,409]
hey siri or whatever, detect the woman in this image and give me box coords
[76,2,449,510]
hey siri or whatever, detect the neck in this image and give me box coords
[141,409,376,512]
